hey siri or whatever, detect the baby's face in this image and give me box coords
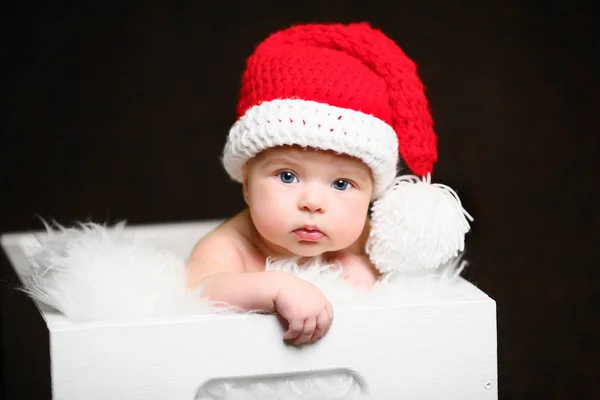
[244,146,373,257]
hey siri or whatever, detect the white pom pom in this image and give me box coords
[366,174,473,273]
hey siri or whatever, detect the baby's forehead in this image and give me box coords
[253,145,360,164]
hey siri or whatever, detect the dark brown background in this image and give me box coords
[1,1,598,399]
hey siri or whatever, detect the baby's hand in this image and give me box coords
[275,276,333,345]
[338,253,379,291]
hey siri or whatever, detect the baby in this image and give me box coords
[186,22,447,345]
[188,146,377,344]
[187,145,380,344]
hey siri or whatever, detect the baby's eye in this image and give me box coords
[279,171,298,184]
[332,179,351,191]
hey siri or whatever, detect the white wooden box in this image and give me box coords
[1,221,498,399]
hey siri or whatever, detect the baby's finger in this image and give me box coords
[292,318,316,345]
[323,303,334,336]
[284,319,304,341]
[310,311,330,342]
[326,302,334,321]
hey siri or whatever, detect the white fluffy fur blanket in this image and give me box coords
[19,221,472,400]
[21,221,469,322]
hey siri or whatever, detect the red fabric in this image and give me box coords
[235,22,438,177]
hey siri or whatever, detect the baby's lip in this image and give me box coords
[293,225,326,241]
[301,224,321,232]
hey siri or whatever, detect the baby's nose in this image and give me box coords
[298,185,327,213]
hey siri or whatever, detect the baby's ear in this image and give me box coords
[242,164,249,204]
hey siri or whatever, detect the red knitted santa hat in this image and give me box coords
[222,22,436,197]
[223,22,472,273]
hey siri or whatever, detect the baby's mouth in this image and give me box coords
[293,225,325,241]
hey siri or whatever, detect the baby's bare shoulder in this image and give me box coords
[189,212,249,262]
[186,210,261,285]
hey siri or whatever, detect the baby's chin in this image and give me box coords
[285,241,344,258]
[289,247,325,258]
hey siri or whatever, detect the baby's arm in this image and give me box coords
[337,252,380,291]
[186,232,279,312]
[186,221,333,344]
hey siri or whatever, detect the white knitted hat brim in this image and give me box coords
[222,99,399,197]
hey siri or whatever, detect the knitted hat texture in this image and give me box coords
[222,22,437,197]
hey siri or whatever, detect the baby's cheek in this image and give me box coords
[252,207,282,236]
[249,185,283,218]
[250,196,290,239]
[332,207,367,246]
